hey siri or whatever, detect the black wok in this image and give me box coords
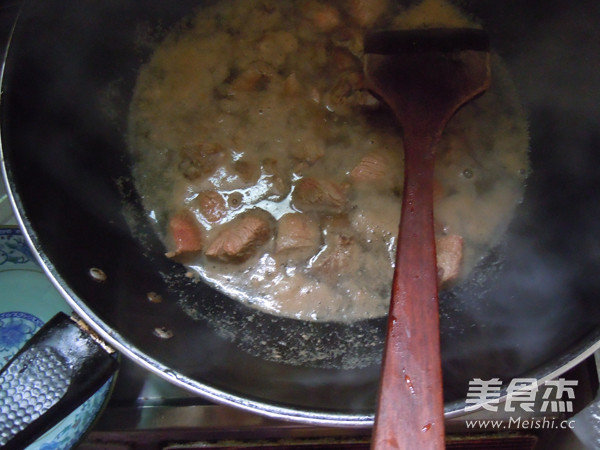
[2,0,600,427]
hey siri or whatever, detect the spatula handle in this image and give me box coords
[372,134,445,449]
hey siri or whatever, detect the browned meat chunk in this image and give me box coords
[292,177,347,213]
[344,0,389,27]
[165,211,204,258]
[349,152,390,182]
[205,211,273,262]
[275,213,321,255]
[309,233,360,282]
[436,234,464,285]
[197,191,227,223]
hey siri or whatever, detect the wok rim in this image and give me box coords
[2,0,600,427]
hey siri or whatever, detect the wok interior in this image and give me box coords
[2,0,600,421]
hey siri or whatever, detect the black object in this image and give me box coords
[0,313,118,449]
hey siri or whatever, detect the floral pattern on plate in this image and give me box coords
[0,311,44,363]
[0,227,38,270]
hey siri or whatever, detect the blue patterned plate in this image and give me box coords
[0,227,114,449]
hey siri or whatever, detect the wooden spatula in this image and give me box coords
[364,28,491,449]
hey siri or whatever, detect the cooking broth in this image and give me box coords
[128,0,529,322]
